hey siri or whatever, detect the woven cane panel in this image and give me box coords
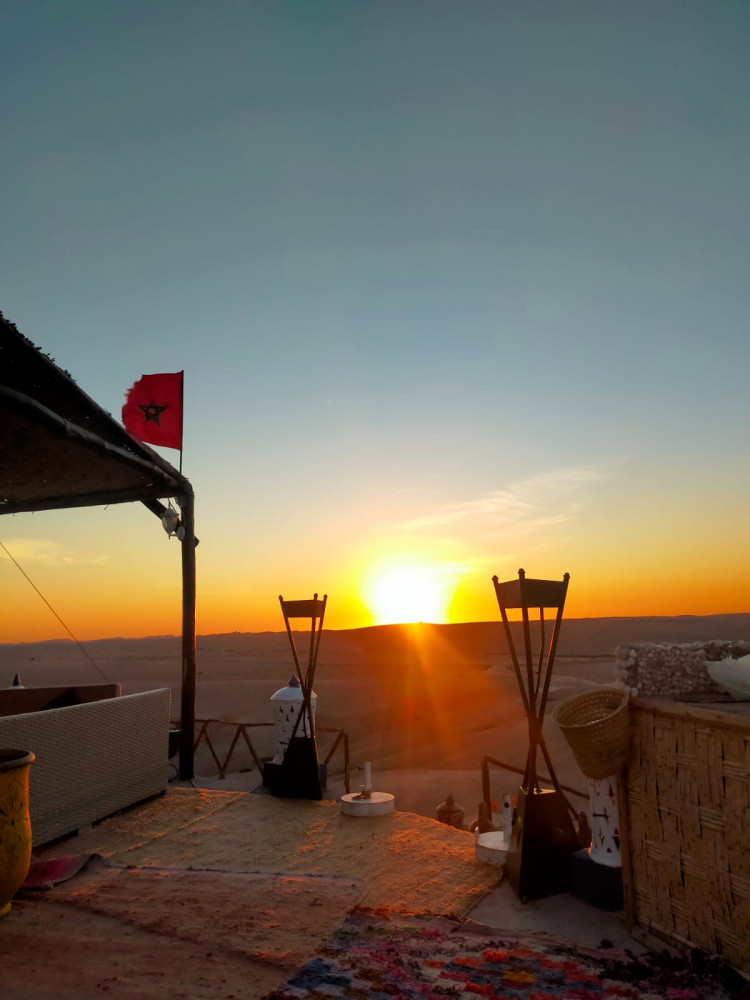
[0,689,170,846]
[626,699,750,974]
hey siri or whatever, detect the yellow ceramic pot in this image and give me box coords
[0,749,34,918]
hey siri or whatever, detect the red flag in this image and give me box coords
[122,372,183,450]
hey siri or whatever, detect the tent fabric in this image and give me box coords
[0,313,191,514]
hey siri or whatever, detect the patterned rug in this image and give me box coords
[261,910,750,1000]
[7,864,364,999]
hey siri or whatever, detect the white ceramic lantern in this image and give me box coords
[587,775,622,868]
[270,676,317,765]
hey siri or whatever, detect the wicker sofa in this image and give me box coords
[0,687,171,846]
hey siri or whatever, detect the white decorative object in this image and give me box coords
[706,655,750,701]
[588,775,621,868]
[270,676,317,765]
[341,791,395,817]
[475,793,513,866]
[475,830,509,866]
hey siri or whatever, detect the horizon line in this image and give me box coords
[2,610,750,646]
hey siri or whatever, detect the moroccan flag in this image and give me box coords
[122,371,183,450]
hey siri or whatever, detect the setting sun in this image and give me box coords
[364,563,449,625]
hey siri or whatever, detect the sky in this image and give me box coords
[1,1,749,642]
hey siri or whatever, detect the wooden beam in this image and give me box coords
[179,489,197,779]
[1,487,177,515]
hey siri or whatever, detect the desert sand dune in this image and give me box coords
[2,614,748,821]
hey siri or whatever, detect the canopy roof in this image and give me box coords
[0,313,191,514]
[1,312,198,778]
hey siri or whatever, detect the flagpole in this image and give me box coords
[178,370,184,476]
[179,485,196,780]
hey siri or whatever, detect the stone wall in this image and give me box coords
[615,640,750,698]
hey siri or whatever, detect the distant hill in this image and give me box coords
[3,613,748,661]
[334,615,750,660]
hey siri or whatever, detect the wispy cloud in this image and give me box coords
[0,539,108,568]
[402,467,605,539]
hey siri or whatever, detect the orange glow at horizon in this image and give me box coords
[3,528,750,644]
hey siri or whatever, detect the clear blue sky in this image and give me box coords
[2,1,749,640]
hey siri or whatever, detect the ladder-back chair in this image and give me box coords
[492,568,579,900]
[273,593,327,799]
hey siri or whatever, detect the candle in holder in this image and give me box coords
[502,793,513,834]
[364,761,371,790]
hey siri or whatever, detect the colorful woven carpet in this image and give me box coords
[262,910,750,1000]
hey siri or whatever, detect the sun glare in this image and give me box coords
[365,564,448,625]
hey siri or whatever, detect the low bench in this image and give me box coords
[0,683,121,717]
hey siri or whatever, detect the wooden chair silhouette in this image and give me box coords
[272,593,327,799]
[492,568,579,900]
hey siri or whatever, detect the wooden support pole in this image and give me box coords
[179,489,196,780]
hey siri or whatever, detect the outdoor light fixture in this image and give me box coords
[161,502,180,537]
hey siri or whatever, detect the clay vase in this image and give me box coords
[0,749,35,917]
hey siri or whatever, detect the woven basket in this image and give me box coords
[552,687,630,780]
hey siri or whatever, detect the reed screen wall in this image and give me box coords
[625,697,750,975]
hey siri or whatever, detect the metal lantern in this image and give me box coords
[161,503,180,537]
[270,676,317,765]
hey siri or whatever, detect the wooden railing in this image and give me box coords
[188,719,350,792]
[193,719,271,778]
[480,754,586,822]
